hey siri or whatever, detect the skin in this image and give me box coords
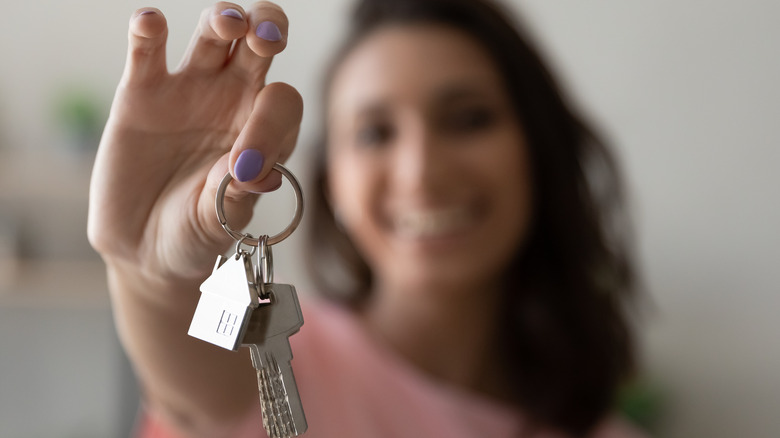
[89,3,530,437]
[327,24,533,399]
[89,2,301,437]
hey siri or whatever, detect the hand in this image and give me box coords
[88,2,303,282]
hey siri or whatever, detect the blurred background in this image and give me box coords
[0,0,777,437]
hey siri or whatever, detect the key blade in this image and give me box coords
[242,283,307,436]
[250,345,308,437]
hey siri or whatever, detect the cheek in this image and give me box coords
[481,131,534,247]
[327,154,379,241]
[328,153,401,278]
[328,158,358,221]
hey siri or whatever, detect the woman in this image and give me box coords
[88,0,643,437]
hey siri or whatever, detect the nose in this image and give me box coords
[390,121,450,197]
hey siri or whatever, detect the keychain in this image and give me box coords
[188,163,307,438]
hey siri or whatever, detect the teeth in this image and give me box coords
[394,207,473,238]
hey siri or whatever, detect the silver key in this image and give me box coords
[242,283,307,438]
[188,252,259,350]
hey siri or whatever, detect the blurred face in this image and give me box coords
[327,24,532,293]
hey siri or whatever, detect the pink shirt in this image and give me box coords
[140,300,646,438]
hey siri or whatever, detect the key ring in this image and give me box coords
[215,163,304,247]
[256,235,273,298]
[234,233,257,258]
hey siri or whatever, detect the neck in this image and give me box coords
[358,277,510,400]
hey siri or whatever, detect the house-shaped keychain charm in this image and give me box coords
[188,252,259,351]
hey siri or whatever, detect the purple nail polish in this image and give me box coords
[256,21,282,41]
[220,8,243,20]
[234,149,265,182]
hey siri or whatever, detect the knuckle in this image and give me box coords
[249,1,287,22]
[200,7,215,31]
[216,1,242,10]
[86,226,107,255]
[202,3,225,21]
[266,83,304,117]
[87,222,119,258]
[254,1,283,12]
[87,214,138,260]
[130,10,166,39]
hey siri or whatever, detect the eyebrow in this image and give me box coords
[355,102,391,118]
[432,83,494,107]
[341,81,496,122]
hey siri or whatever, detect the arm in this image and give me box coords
[87,3,302,436]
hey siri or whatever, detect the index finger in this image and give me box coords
[229,81,303,193]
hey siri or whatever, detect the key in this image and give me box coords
[242,283,307,438]
[188,252,259,351]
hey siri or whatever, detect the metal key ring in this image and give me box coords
[215,163,304,247]
[256,235,273,298]
[234,233,257,258]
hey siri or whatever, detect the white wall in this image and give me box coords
[512,2,780,437]
[0,0,777,437]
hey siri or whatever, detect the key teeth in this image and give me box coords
[256,354,298,438]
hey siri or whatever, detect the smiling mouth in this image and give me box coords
[393,206,477,239]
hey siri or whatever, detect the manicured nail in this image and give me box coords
[256,21,282,41]
[234,149,265,182]
[220,8,243,20]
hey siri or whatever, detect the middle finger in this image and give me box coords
[178,2,249,72]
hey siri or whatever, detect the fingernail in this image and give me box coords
[139,10,156,16]
[256,21,282,41]
[234,149,265,182]
[220,8,243,20]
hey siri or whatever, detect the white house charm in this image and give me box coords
[188,252,259,350]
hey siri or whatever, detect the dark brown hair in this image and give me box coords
[306,0,639,435]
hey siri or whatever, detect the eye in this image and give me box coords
[356,121,394,148]
[441,106,496,133]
